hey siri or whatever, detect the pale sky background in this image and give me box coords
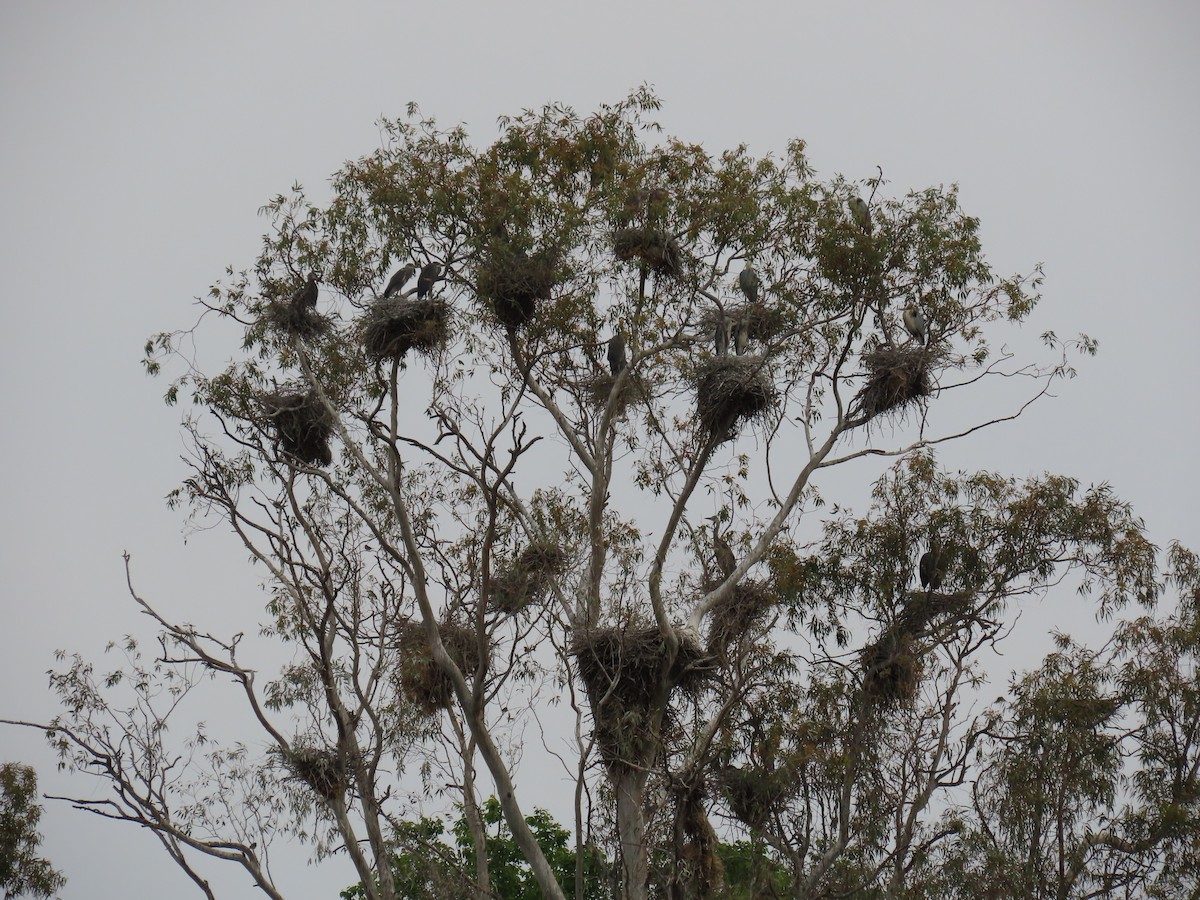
[2,2,1198,898]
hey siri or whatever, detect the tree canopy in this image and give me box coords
[4,90,1195,899]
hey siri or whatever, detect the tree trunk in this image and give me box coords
[614,768,650,900]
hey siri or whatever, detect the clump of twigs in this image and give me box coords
[705,579,779,658]
[585,370,648,413]
[361,297,449,361]
[861,628,920,706]
[700,302,786,349]
[572,625,712,772]
[850,345,942,425]
[395,620,486,715]
[720,764,795,830]
[490,539,568,614]
[612,227,684,278]
[261,300,330,339]
[260,388,335,466]
[285,747,347,802]
[671,783,724,898]
[475,246,558,329]
[695,355,777,441]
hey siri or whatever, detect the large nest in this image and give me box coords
[572,625,712,772]
[850,345,941,425]
[262,300,330,339]
[719,764,796,830]
[612,227,684,278]
[260,389,335,466]
[361,297,449,361]
[475,246,558,329]
[395,620,487,715]
[861,628,921,706]
[694,355,777,441]
[490,540,568,614]
[285,747,347,802]
[585,370,648,413]
[704,580,779,658]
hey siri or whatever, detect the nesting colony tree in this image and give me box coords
[12,90,1196,900]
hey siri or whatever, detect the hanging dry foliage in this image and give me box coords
[395,620,486,715]
[361,297,450,361]
[612,227,684,278]
[719,764,796,830]
[694,355,777,441]
[260,388,335,466]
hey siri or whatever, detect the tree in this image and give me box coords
[1,764,65,900]
[1,90,1179,899]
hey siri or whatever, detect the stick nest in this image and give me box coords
[262,300,331,339]
[490,540,568,614]
[850,345,941,425]
[700,302,786,346]
[695,355,777,441]
[361,297,449,361]
[704,579,779,658]
[475,247,558,329]
[285,747,347,802]
[861,628,921,706]
[720,764,796,829]
[260,388,335,466]
[571,625,712,772]
[395,620,486,715]
[612,228,684,278]
[585,371,648,413]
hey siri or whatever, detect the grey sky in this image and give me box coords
[2,1,1197,897]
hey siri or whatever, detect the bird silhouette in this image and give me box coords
[738,261,760,304]
[848,196,873,235]
[383,264,416,298]
[919,544,946,592]
[607,333,627,376]
[291,271,319,311]
[416,263,442,299]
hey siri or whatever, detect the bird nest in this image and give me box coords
[720,764,795,830]
[571,625,712,772]
[861,628,921,706]
[394,620,487,715]
[704,580,779,658]
[475,247,557,329]
[672,784,724,897]
[694,355,777,441]
[612,228,684,278]
[260,388,335,466]
[490,540,568,614]
[361,297,450,361]
[261,299,330,339]
[285,747,347,802]
[850,345,941,425]
[585,371,648,413]
[700,302,786,348]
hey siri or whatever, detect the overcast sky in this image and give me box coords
[2,2,1198,897]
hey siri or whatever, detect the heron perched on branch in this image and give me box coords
[714,314,732,356]
[607,333,627,376]
[902,305,928,346]
[291,271,319,311]
[738,261,760,304]
[848,196,873,235]
[416,263,442,299]
[734,316,750,355]
[383,264,416,298]
[919,543,947,592]
[712,529,736,580]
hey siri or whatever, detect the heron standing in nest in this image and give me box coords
[738,260,760,304]
[919,542,947,593]
[848,196,873,235]
[416,262,442,299]
[903,305,928,346]
[734,316,750,355]
[382,263,416,298]
[714,313,732,356]
[607,333,627,376]
[291,271,319,311]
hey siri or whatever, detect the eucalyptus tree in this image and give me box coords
[3,89,1166,900]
